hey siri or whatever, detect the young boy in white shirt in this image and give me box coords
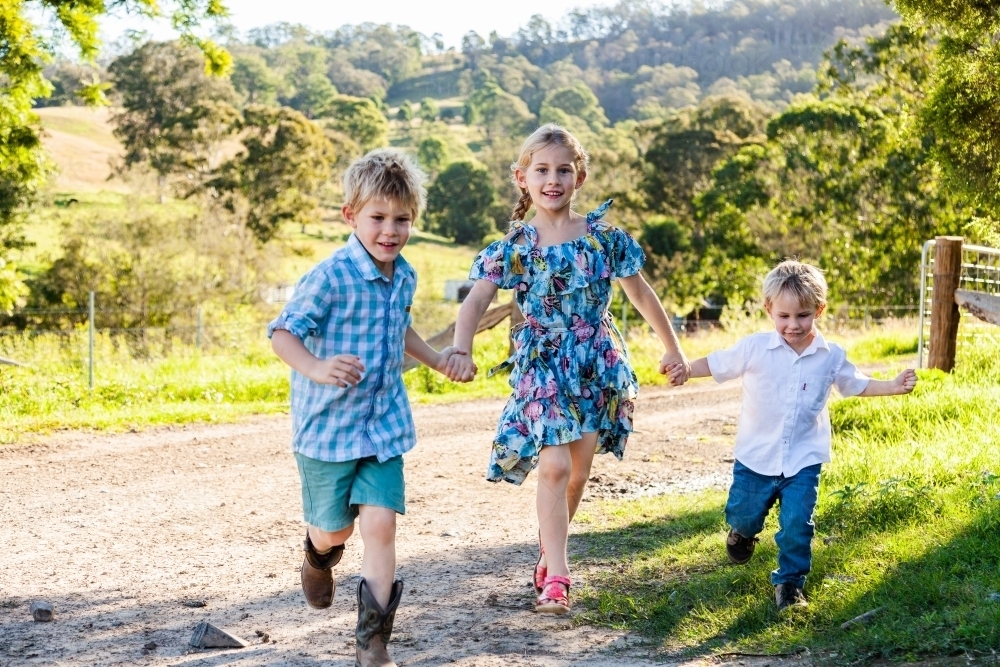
[687,260,917,612]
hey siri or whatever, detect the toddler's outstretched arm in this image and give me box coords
[619,273,690,386]
[447,280,500,382]
[688,357,712,378]
[859,369,917,396]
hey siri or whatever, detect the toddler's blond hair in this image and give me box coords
[510,124,589,221]
[343,148,427,219]
[763,260,828,310]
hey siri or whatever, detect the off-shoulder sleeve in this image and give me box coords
[469,239,525,289]
[266,266,334,341]
[606,227,645,279]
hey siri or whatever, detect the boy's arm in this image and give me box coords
[403,326,468,374]
[618,272,689,385]
[271,329,365,387]
[688,357,712,378]
[858,369,917,397]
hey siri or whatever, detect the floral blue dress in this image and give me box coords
[469,200,646,485]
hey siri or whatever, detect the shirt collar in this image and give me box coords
[345,233,413,283]
[766,329,829,356]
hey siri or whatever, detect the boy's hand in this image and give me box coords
[444,349,477,382]
[659,351,691,387]
[894,368,918,394]
[306,354,365,387]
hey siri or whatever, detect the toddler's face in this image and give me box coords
[343,198,414,276]
[766,291,825,351]
[515,144,586,214]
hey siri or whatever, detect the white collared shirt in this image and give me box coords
[707,330,870,477]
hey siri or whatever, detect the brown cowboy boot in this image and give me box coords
[300,531,344,609]
[355,577,403,667]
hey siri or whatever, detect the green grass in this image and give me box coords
[571,338,1000,662]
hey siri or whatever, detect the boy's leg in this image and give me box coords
[771,464,821,601]
[296,454,359,608]
[724,461,778,562]
[350,456,405,667]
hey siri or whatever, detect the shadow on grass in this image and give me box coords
[571,492,1000,661]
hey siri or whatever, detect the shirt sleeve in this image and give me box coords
[833,354,870,397]
[706,337,749,383]
[469,238,524,289]
[607,227,645,279]
[266,266,334,341]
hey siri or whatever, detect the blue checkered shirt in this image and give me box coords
[267,234,417,463]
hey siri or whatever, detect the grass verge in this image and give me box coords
[572,338,1000,662]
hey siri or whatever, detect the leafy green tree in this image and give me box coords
[206,105,336,243]
[230,52,281,105]
[109,41,240,199]
[463,77,534,143]
[418,97,439,122]
[417,136,450,177]
[319,95,389,160]
[426,161,498,245]
[540,82,609,132]
[397,100,414,122]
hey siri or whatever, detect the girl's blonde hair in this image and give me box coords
[762,260,828,310]
[510,124,590,221]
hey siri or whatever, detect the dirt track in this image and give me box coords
[0,380,746,666]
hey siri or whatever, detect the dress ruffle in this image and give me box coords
[468,199,646,485]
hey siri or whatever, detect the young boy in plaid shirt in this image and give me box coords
[268,149,469,667]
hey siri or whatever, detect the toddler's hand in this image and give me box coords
[659,351,690,387]
[894,368,917,394]
[445,349,477,382]
[308,354,365,387]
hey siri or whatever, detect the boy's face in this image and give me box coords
[343,198,414,277]
[514,144,586,216]
[766,290,825,352]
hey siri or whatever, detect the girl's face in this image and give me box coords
[515,144,586,215]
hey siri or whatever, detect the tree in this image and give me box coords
[418,98,439,122]
[463,77,534,143]
[893,0,1000,218]
[230,52,281,105]
[0,0,228,312]
[425,161,498,245]
[277,43,338,118]
[109,41,240,198]
[417,136,450,177]
[319,95,389,160]
[206,105,336,243]
[540,82,609,132]
[397,100,414,122]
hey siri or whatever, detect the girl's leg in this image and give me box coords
[358,505,397,608]
[567,432,600,521]
[536,443,573,577]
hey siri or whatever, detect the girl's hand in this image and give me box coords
[445,350,477,382]
[894,369,917,394]
[659,351,691,387]
[307,354,365,387]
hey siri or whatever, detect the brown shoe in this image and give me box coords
[774,583,808,613]
[355,577,403,667]
[300,531,344,609]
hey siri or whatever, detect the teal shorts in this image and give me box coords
[295,453,405,532]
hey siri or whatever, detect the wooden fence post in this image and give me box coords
[928,236,963,372]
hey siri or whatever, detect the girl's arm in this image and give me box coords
[403,326,467,374]
[446,280,500,381]
[858,369,917,397]
[619,272,690,385]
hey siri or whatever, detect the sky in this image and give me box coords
[96,0,622,52]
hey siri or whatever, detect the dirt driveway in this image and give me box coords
[0,380,746,666]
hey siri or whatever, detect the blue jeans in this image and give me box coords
[725,460,821,588]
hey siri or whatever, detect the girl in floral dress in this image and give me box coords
[447,124,690,614]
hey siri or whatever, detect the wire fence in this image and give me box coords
[918,241,1000,368]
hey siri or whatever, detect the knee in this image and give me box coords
[537,454,572,487]
[360,508,396,544]
[311,523,353,550]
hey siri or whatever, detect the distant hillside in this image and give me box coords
[35,107,128,194]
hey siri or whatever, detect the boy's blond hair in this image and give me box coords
[343,148,427,219]
[763,260,828,310]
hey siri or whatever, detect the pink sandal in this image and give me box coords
[534,535,546,594]
[534,575,570,614]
